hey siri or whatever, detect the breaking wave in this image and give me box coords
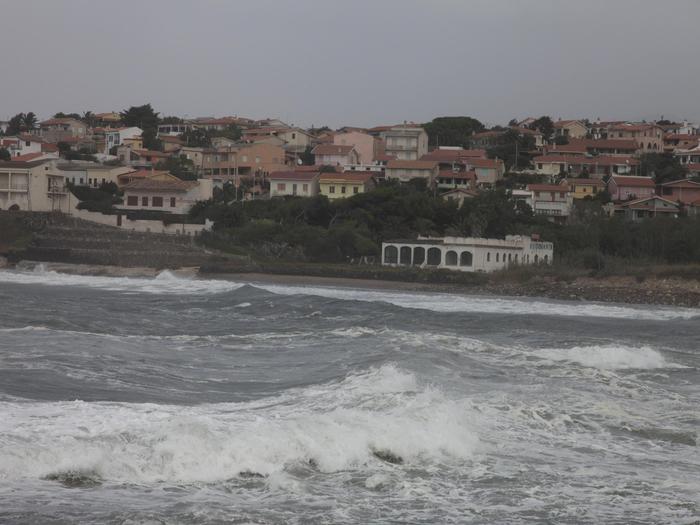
[532,344,685,370]
[1,267,698,321]
[0,365,479,484]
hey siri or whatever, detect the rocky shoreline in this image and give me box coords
[5,259,700,309]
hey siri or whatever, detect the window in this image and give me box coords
[353,186,359,194]
[427,248,441,266]
[413,247,425,265]
[255,156,260,164]
[329,186,336,193]
[560,192,565,198]
[170,197,176,207]
[152,196,163,207]
[142,197,148,206]
[277,183,286,191]
[127,196,138,206]
[384,245,398,264]
[292,183,297,195]
[487,252,491,262]
[341,186,346,194]
[535,191,540,197]
[242,155,248,162]
[445,250,458,266]
[302,184,308,192]
[496,253,499,262]
[459,251,473,267]
[25,141,30,147]
[292,132,296,139]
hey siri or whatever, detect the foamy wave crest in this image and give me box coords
[0,365,478,483]
[532,345,684,370]
[0,268,242,295]
[256,283,700,321]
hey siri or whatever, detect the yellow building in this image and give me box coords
[564,178,606,199]
[319,172,374,199]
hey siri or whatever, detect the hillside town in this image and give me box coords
[2,107,700,271]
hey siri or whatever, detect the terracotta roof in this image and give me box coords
[11,152,51,162]
[160,135,184,144]
[610,175,655,187]
[687,163,700,172]
[535,154,639,166]
[40,118,85,127]
[0,160,52,168]
[553,120,586,128]
[609,123,661,132]
[319,172,373,183]
[565,178,605,187]
[117,169,165,181]
[386,160,438,170]
[550,138,639,152]
[268,170,319,181]
[442,188,479,197]
[528,184,569,192]
[42,143,59,153]
[421,149,486,162]
[659,179,700,188]
[311,144,355,156]
[122,173,194,192]
[618,196,679,209]
[465,158,503,168]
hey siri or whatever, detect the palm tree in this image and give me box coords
[22,112,37,131]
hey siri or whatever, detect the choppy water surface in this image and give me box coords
[0,268,698,524]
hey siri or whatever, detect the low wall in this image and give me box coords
[70,208,211,236]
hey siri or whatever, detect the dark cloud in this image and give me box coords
[2,0,698,127]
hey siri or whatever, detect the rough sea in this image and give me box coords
[0,267,698,524]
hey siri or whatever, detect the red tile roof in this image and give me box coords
[268,170,319,181]
[421,149,486,162]
[386,160,438,170]
[535,154,639,166]
[610,175,655,187]
[528,184,569,192]
[659,179,700,189]
[565,178,605,187]
[122,173,194,192]
[465,157,503,168]
[319,172,374,183]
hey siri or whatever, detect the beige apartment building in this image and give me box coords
[607,123,664,152]
[0,159,71,212]
[383,126,428,160]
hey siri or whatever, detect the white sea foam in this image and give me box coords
[255,282,700,321]
[0,267,243,295]
[0,364,478,484]
[532,345,685,370]
[1,267,698,320]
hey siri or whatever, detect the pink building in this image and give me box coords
[332,131,380,164]
[608,175,655,202]
[658,179,700,204]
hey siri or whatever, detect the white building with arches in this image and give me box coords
[381,235,553,273]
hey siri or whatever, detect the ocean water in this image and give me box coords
[0,267,698,524]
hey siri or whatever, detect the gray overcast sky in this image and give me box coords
[2,0,699,127]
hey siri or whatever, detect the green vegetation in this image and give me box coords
[120,104,160,150]
[70,182,122,213]
[0,148,10,161]
[423,116,485,147]
[180,124,242,147]
[5,112,37,135]
[639,152,687,184]
[486,129,536,169]
[192,180,700,268]
[0,214,34,252]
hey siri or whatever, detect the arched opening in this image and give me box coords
[534,254,539,263]
[460,251,473,266]
[427,247,441,266]
[399,246,412,265]
[445,250,458,266]
[496,253,499,262]
[544,254,549,264]
[487,252,491,262]
[413,247,425,265]
[384,245,398,264]
[514,254,518,263]
[8,204,20,211]
[508,253,512,262]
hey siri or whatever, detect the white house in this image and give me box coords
[0,135,43,158]
[382,235,553,272]
[268,170,320,197]
[104,127,142,154]
[120,172,213,214]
